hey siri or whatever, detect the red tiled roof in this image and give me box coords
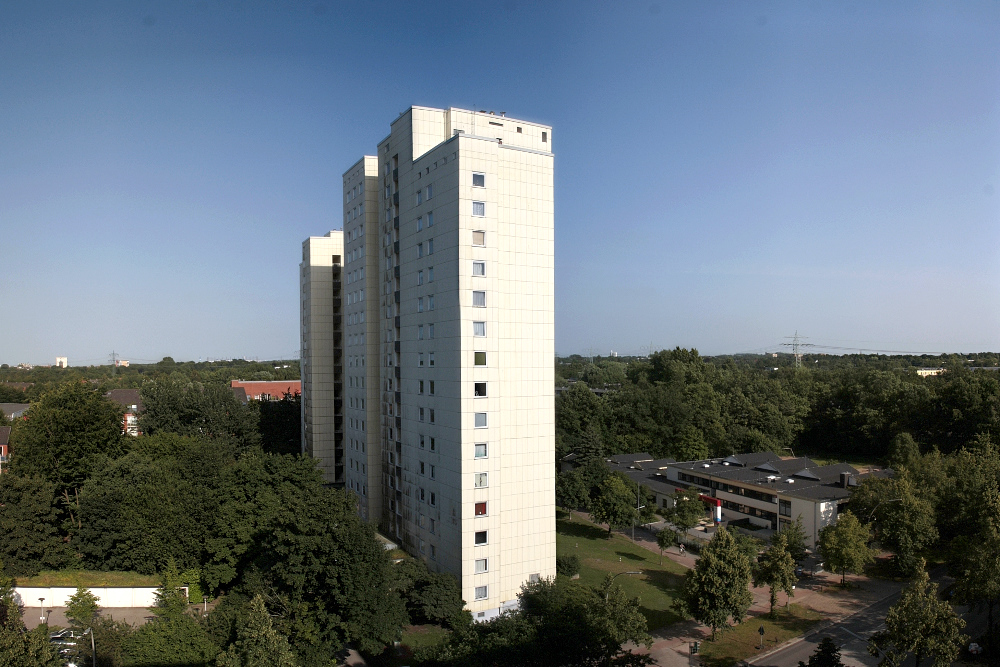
[229,380,301,401]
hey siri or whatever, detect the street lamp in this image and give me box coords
[38,597,45,623]
[868,498,902,523]
[67,627,96,667]
[632,481,646,542]
[607,571,641,601]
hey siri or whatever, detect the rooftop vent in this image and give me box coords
[723,462,730,466]
[702,463,711,468]
[786,478,795,484]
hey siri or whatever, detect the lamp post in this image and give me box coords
[632,481,646,542]
[39,597,45,623]
[607,571,641,601]
[867,498,902,523]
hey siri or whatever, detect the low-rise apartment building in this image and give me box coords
[608,451,887,547]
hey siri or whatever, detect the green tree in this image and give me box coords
[138,379,260,451]
[9,382,127,526]
[0,568,63,667]
[656,528,675,564]
[677,526,753,640]
[819,512,877,585]
[663,487,705,543]
[216,595,296,667]
[66,586,101,629]
[556,469,590,515]
[754,534,797,617]
[775,515,808,563]
[257,393,302,456]
[950,486,1000,653]
[868,562,967,667]
[590,473,637,536]
[850,476,937,577]
[798,637,845,667]
[0,474,71,576]
[887,433,921,469]
[395,558,467,629]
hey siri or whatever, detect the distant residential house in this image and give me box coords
[0,426,10,474]
[916,367,946,377]
[0,403,30,420]
[1,382,33,392]
[230,380,301,402]
[104,389,143,436]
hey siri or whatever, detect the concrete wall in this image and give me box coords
[14,587,159,608]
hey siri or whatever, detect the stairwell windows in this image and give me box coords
[417,216,423,231]
[417,243,423,258]
[475,472,488,488]
[418,298,424,313]
[426,184,433,199]
[418,325,424,340]
[475,413,488,428]
[428,267,434,282]
[475,586,488,600]
[474,352,487,367]
[427,239,434,255]
[418,270,424,285]
[473,321,486,337]
[472,261,485,276]
[428,324,435,339]
[426,211,434,227]
[429,381,435,395]
[475,558,488,573]
[475,502,487,517]
[472,201,485,217]
[475,443,487,458]
[428,295,434,311]
[472,173,485,187]
[416,190,424,205]
[472,230,485,246]
[473,291,486,307]
[475,531,488,546]
[474,382,487,398]
[429,352,435,367]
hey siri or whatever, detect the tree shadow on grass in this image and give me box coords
[615,551,644,561]
[642,567,685,594]
[558,519,609,542]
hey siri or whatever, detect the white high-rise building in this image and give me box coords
[304,106,555,619]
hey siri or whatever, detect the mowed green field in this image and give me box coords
[557,511,688,631]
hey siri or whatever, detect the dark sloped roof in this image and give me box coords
[0,403,30,419]
[105,389,143,412]
[636,458,676,470]
[607,452,654,465]
[0,426,9,447]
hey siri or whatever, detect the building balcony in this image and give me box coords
[394,366,401,380]
[394,290,400,304]
[395,416,401,430]
[334,399,343,411]
[392,167,398,181]
[392,192,399,206]
[394,315,400,329]
[394,340,400,354]
[394,391,401,404]
[393,240,399,255]
[394,265,400,279]
[393,216,399,230]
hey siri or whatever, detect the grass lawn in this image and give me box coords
[401,624,449,652]
[557,511,688,631]
[698,604,823,667]
[14,570,160,588]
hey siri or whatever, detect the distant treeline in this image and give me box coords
[556,349,1000,463]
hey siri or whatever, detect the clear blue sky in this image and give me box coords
[2,1,998,365]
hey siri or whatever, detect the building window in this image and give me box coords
[418,270,424,285]
[473,261,485,276]
[429,352,435,367]
[418,298,424,313]
[428,267,434,282]
[474,352,487,366]
[475,501,487,516]
[427,295,434,310]
[418,325,424,340]
[419,380,425,394]
[419,461,425,475]
[475,442,487,458]
[472,172,485,187]
[420,435,426,449]
[427,184,433,199]
[417,243,423,258]
[430,544,436,560]
[420,539,426,553]
[429,409,435,424]
[429,381,435,395]
[475,531,488,546]
[428,324,435,339]
[417,216,423,231]
[472,201,485,217]
[430,492,437,506]
[475,472,488,488]
[427,211,434,227]
[416,190,423,205]
[473,291,486,307]
[472,230,485,246]
[419,353,425,367]
[473,321,486,337]
[427,238,434,254]
[430,437,436,451]
[430,465,436,479]
[475,558,488,573]
[420,488,426,502]
[474,382,487,397]
[475,413,488,428]
[529,573,540,583]
[475,585,488,600]
[419,408,425,422]
[542,131,548,143]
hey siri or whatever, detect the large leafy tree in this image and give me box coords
[395,558,468,629]
[591,473,638,536]
[818,512,877,585]
[138,379,260,451]
[868,562,967,667]
[663,487,706,542]
[65,586,101,630]
[754,534,797,617]
[850,476,938,577]
[0,563,62,667]
[950,485,1000,653]
[0,474,71,576]
[775,515,808,563]
[205,453,405,663]
[799,637,845,667]
[216,595,296,667]
[556,469,591,514]
[9,382,127,526]
[677,526,753,640]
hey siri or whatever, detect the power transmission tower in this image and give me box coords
[109,351,119,376]
[781,331,813,368]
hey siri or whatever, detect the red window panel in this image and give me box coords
[475,502,487,516]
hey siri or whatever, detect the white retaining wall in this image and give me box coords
[13,587,159,608]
